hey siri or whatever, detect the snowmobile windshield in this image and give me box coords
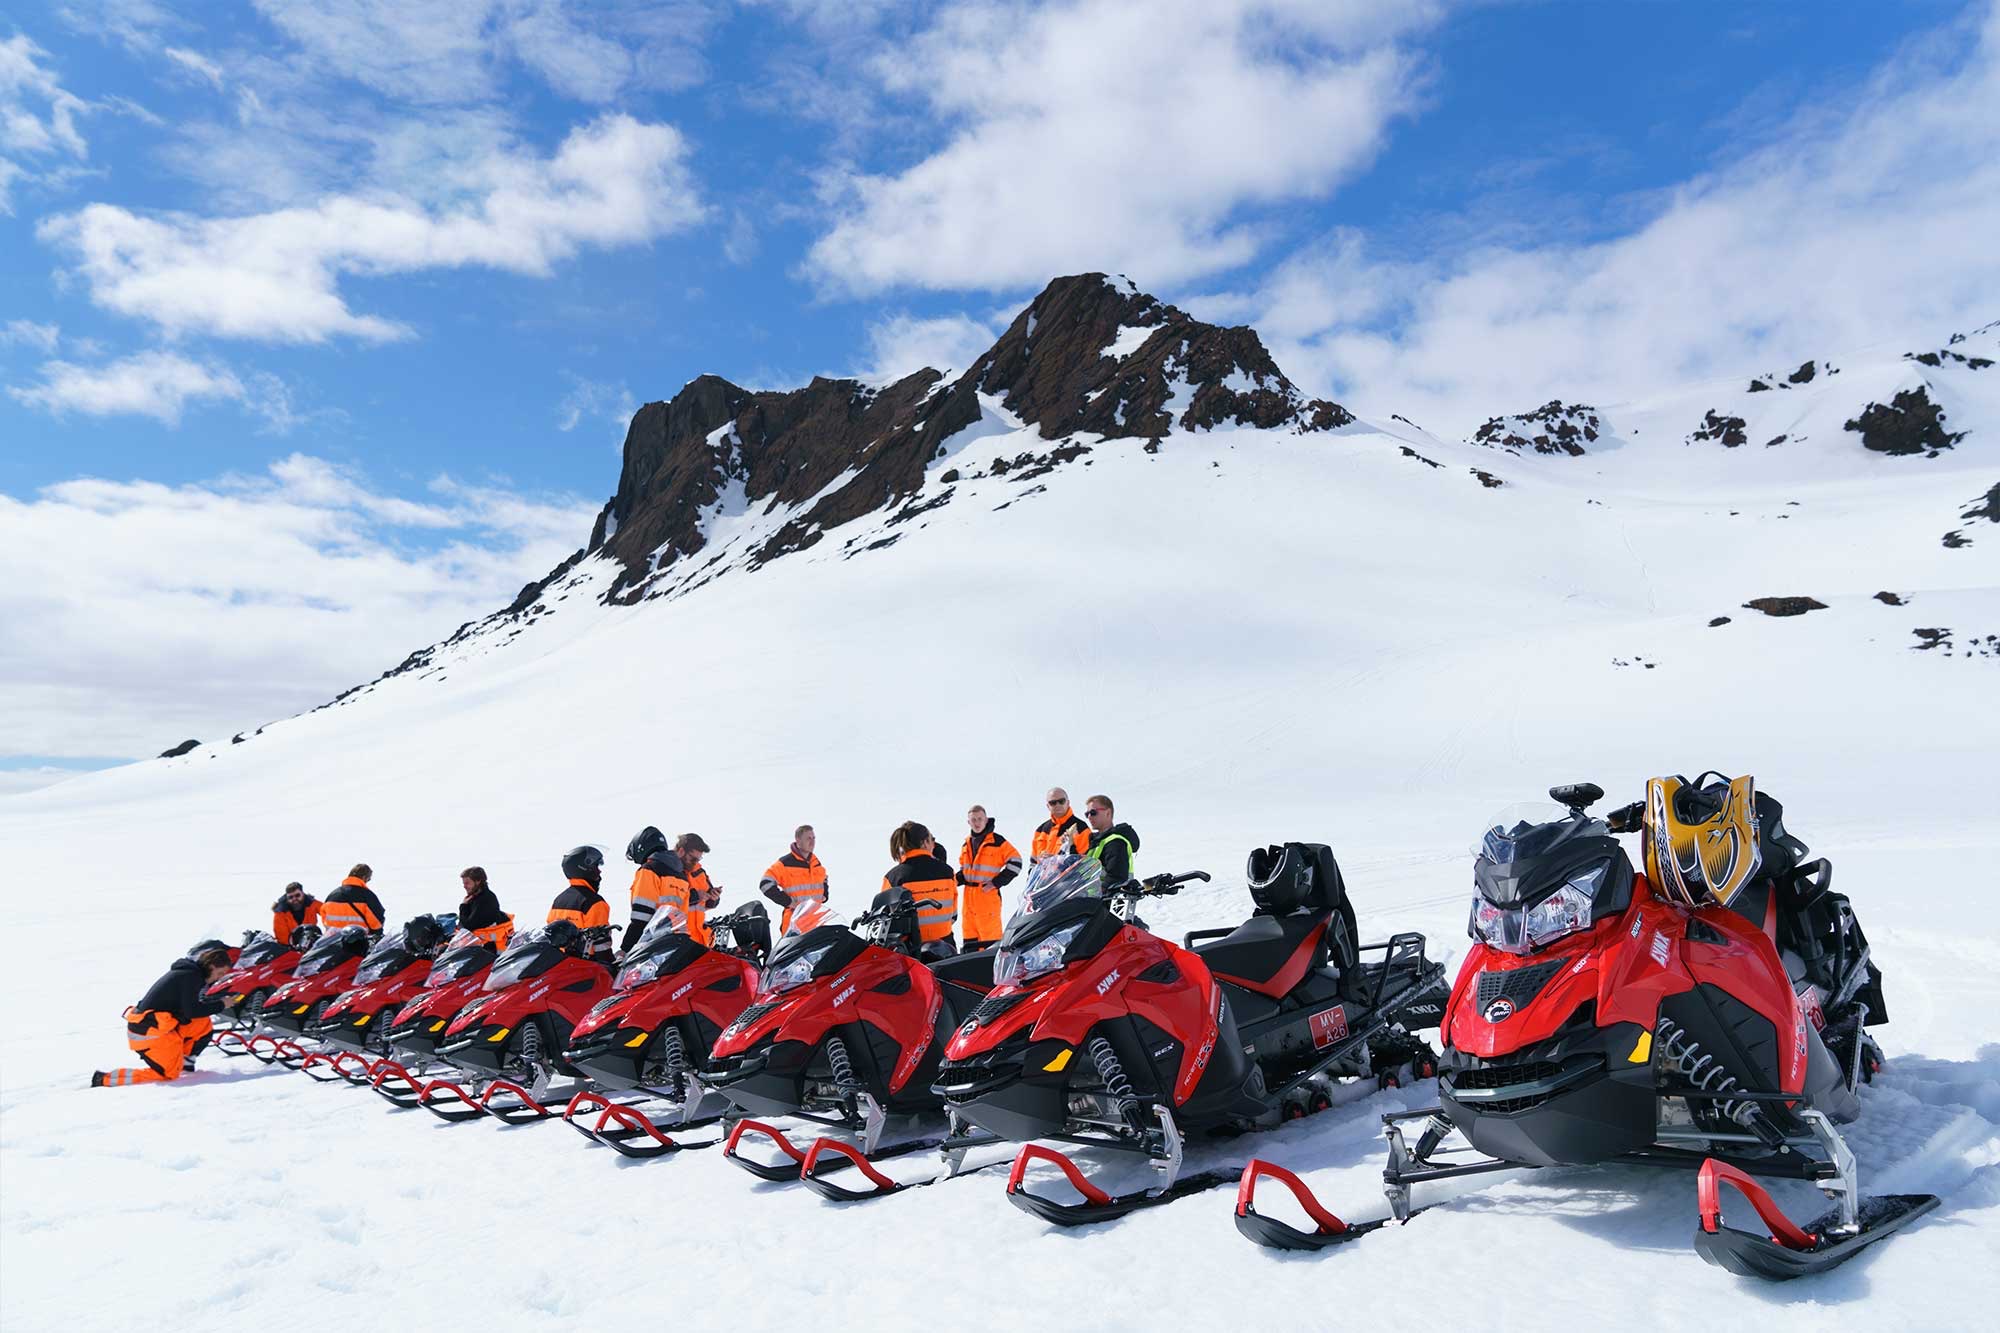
[635,905,692,949]
[1013,854,1107,919]
[757,913,855,997]
[425,941,494,986]
[616,931,705,992]
[354,931,420,984]
[482,929,562,992]
[295,927,369,977]
[1469,804,1634,954]
[237,936,289,967]
[993,856,1109,987]
[1473,804,1600,902]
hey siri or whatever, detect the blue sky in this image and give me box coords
[3,0,1997,783]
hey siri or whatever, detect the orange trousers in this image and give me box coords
[100,1009,212,1086]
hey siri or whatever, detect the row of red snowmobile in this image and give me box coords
[205,772,1933,1280]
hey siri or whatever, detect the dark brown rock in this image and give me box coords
[1873,591,1907,606]
[1844,386,1965,456]
[1691,410,1749,448]
[159,739,200,758]
[1962,481,2000,523]
[1708,616,1732,627]
[1743,597,1828,617]
[1471,468,1504,488]
[1471,401,1600,455]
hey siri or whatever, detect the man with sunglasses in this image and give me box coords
[1081,794,1140,888]
[1030,788,1091,864]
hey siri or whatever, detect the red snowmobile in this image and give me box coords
[1233,778,1936,1280]
[371,927,506,1107]
[241,926,374,1067]
[936,847,1447,1224]
[418,921,613,1123]
[207,930,302,1052]
[300,916,450,1084]
[559,902,771,1156]
[698,892,997,1194]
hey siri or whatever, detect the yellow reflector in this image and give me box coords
[1042,1047,1073,1073]
[429,1020,445,1032]
[293,1004,309,1014]
[1628,1030,1653,1064]
[624,1031,651,1048]
[487,1026,511,1043]
[353,1014,371,1027]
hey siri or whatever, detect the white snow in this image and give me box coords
[4,328,1999,1330]
[1104,323,1156,359]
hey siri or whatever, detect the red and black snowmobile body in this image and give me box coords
[698,891,994,1180]
[206,931,300,1030]
[370,930,501,1106]
[937,847,1446,1224]
[420,924,613,1122]
[1234,780,1935,1280]
[559,903,770,1151]
[259,927,373,1038]
[311,930,437,1058]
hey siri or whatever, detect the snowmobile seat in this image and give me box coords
[1194,912,1334,1001]
[929,949,995,1024]
[1243,842,1360,973]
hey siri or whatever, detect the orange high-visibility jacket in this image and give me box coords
[882,848,958,945]
[547,880,611,932]
[272,894,321,943]
[1030,814,1090,863]
[760,850,829,933]
[321,877,385,933]
[684,865,718,947]
[458,886,513,948]
[957,828,1022,943]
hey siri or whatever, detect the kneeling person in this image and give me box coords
[93,942,233,1087]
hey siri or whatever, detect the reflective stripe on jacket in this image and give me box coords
[760,851,828,933]
[321,878,384,933]
[1030,815,1090,862]
[547,881,611,931]
[883,848,958,944]
[684,866,717,947]
[958,829,1022,943]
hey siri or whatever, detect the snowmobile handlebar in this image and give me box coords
[1131,870,1209,896]
[1605,800,1645,834]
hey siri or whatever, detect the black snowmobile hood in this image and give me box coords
[763,921,867,978]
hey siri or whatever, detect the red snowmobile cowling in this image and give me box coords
[207,944,302,1013]
[1445,876,1808,1099]
[437,953,612,1075]
[316,958,435,1051]
[262,956,366,1034]
[942,922,1223,1107]
[709,941,952,1098]
[569,949,759,1048]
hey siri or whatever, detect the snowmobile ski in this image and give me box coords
[560,1090,722,1157]
[1232,1158,1406,1250]
[371,1059,429,1108]
[794,1131,1009,1202]
[1693,1158,1939,1280]
[724,1118,954,1183]
[1004,1142,1242,1227]
[416,1076,490,1123]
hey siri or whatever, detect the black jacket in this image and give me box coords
[458,886,507,932]
[135,958,226,1024]
[1090,822,1140,887]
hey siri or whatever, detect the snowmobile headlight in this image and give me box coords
[615,953,668,992]
[758,943,835,997]
[994,921,1088,988]
[1524,868,1605,950]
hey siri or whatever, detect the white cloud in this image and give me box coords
[555,375,638,436]
[162,45,224,88]
[0,319,62,352]
[0,32,90,213]
[9,351,247,425]
[857,310,1003,382]
[804,0,1440,295]
[1193,3,2000,436]
[0,455,599,759]
[40,113,706,343]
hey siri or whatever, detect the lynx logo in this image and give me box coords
[1630,916,1643,939]
[832,983,857,1008]
[1096,969,1121,996]
[1482,997,1515,1023]
[670,982,695,1001]
[1311,1005,1351,1047]
[529,985,550,1001]
[1648,931,1671,968]
[1153,1042,1176,1059]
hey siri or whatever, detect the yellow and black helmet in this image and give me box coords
[1643,772,1762,907]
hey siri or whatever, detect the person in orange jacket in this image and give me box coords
[457,866,513,948]
[92,941,233,1087]
[547,846,614,964]
[1030,788,1091,863]
[620,826,680,953]
[882,821,959,961]
[271,882,320,944]
[957,805,1022,951]
[677,834,721,947]
[322,864,387,935]
[760,824,829,933]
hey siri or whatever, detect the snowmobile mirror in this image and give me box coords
[1549,782,1604,812]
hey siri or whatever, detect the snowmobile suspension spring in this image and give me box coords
[658,1026,687,1083]
[826,1036,857,1087]
[1087,1036,1135,1100]
[1654,1016,1753,1127]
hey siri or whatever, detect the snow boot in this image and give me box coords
[89,1071,107,1087]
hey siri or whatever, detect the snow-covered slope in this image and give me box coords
[4,286,1997,1330]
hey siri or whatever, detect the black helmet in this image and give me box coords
[562,845,605,887]
[543,920,584,955]
[404,914,446,955]
[626,826,667,864]
[187,938,232,969]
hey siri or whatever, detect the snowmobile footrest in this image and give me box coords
[1233,1159,1386,1250]
[724,1119,810,1180]
[214,1031,255,1059]
[478,1079,556,1124]
[417,1077,489,1122]
[799,1137,905,1200]
[1004,1142,1242,1227]
[301,1050,372,1083]
[1694,1158,1940,1280]
[372,1060,425,1108]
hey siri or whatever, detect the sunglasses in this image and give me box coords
[1085,809,1107,818]
[1047,799,1067,807]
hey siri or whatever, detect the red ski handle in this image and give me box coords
[1006,1143,1111,1206]
[725,1119,806,1164]
[802,1137,898,1193]
[1697,1158,1818,1251]
[1235,1159,1351,1235]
